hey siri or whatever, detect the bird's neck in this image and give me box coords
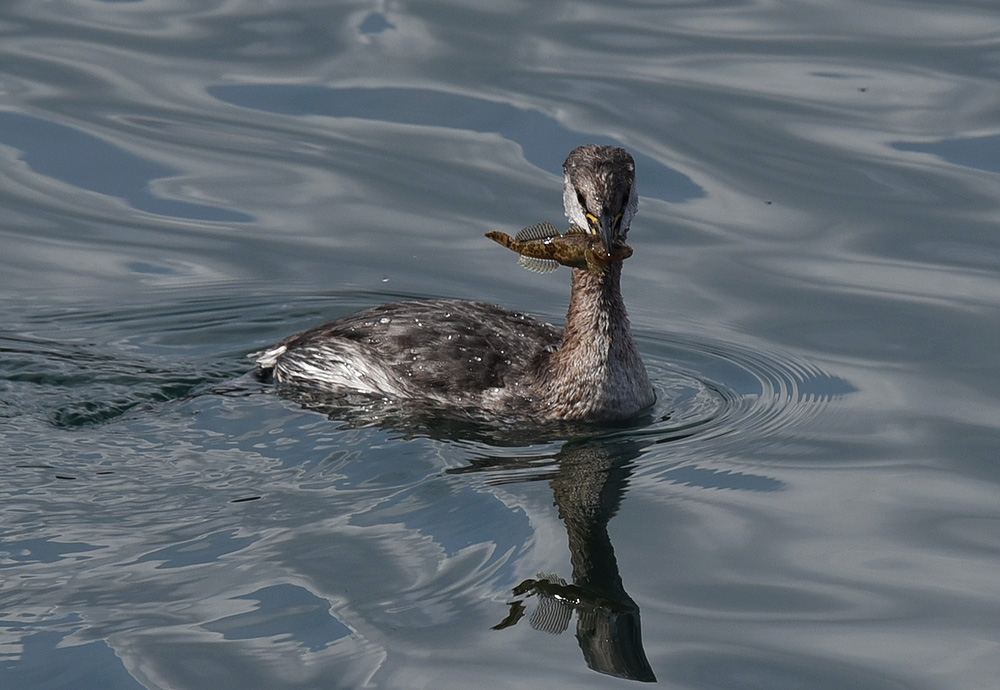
[536,263,654,420]
[564,263,629,356]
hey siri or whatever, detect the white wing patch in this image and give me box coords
[268,341,409,398]
[252,344,287,369]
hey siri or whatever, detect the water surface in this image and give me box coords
[2,1,1000,688]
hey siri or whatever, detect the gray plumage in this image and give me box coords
[255,145,654,422]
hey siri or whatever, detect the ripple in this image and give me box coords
[1,290,273,428]
[629,330,855,456]
[0,332,237,428]
[0,112,253,223]
[4,287,853,446]
[208,84,703,203]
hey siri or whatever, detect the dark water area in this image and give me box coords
[2,1,1000,688]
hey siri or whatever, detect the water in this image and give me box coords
[2,1,999,688]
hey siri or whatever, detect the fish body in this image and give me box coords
[485,222,631,276]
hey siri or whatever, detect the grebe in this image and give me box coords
[254,145,654,422]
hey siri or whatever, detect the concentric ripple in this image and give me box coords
[631,330,855,451]
[3,289,853,450]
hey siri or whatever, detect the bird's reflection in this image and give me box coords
[256,387,656,681]
[451,439,656,683]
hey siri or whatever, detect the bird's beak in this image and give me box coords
[583,210,623,253]
[597,210,624,255]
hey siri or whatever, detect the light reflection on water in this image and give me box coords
[0,112,252,223]
[208,84,704,204]
[0,291,890,688]
[2,0,1000,688]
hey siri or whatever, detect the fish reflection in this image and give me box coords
[486,222,633,276]
[452,440,655,683]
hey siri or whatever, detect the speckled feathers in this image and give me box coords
[255,145,654,423]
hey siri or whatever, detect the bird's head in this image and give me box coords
[562,145,638,257]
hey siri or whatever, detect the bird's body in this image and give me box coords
[255,145,655,423]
